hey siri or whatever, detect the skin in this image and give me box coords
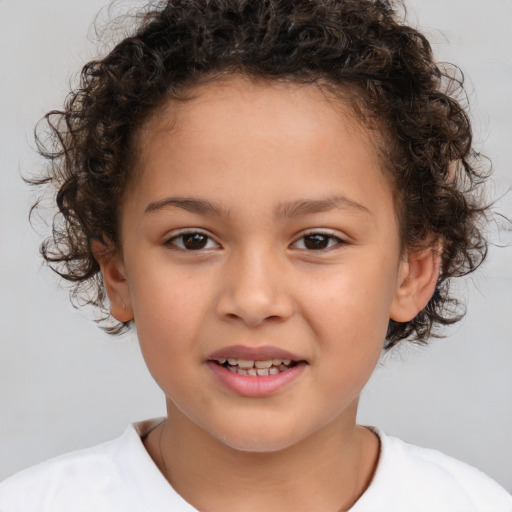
[96,76,439,511]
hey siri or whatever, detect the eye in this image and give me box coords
[166,231,219,251]
[292,232,344,251]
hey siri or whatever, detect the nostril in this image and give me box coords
[215,285,294,326]
[223,312,286,325]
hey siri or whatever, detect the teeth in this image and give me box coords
[255,360,273,369]
[217,356,296,376]
[237,359,255,369]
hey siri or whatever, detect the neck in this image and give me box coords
[145,400,380,512]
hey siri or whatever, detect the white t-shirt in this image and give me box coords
[0,419,510,511]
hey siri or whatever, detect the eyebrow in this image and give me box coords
[144,197,229,217]
[274,195,370,218]
[144,194,370,218]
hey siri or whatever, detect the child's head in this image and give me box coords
[35,0,489,349]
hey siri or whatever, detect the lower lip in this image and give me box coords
[207,361,306,398]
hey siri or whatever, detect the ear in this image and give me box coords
[91,239,134,322]
[390,245,441,323]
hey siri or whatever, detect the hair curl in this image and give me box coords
[31,0,490,348]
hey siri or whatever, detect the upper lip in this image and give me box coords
[207,345,304,362]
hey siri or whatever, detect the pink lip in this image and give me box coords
[208,361,306,398]
[207,345,307,398]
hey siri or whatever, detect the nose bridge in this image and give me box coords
[215,242,293,326]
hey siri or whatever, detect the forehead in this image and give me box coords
[128,76,394,222]
[141,76,382,150]
[140,77,383,159]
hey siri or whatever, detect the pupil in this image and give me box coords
[304,234,329,250]
[183,233,207,250]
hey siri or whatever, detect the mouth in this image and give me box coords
[207,346,306,397]
[212,357,298,376]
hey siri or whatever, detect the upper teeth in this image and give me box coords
[219,358,292,368]
[216,357,295,377]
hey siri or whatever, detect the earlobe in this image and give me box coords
[390,246,441,323]
[91,239,134,322]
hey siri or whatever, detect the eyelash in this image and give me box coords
[165,230,220,251]
[165,229,346,252]
[291,231,345,251]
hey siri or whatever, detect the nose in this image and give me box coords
[214,248,295,327]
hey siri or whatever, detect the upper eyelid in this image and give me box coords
[292,229,346,241]
[299,228,341,235]
[166,227,215,239]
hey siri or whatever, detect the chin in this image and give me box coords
[211,421,309,454]
[220,436,297,454]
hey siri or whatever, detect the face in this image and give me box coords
[104,77,427,452]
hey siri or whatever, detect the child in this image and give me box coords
[1,0,511,510]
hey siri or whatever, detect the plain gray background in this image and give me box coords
[1,0,511,492]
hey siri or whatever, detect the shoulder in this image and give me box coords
[0,420,191,512]
[0,429,132,512]
[352,428,512,512]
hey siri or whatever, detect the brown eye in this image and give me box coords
[303,234,331,250]
[167,232,219,250]
[182,233,208,250]
[292,232,343,251]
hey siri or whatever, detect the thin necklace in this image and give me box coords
[158,419,169,479]
[156,421,364,511]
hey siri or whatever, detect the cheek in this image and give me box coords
[305,274,391,401]
[303,261,397,343]
[129,267,210,366]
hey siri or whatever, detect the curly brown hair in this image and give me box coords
[32,0,490,348]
